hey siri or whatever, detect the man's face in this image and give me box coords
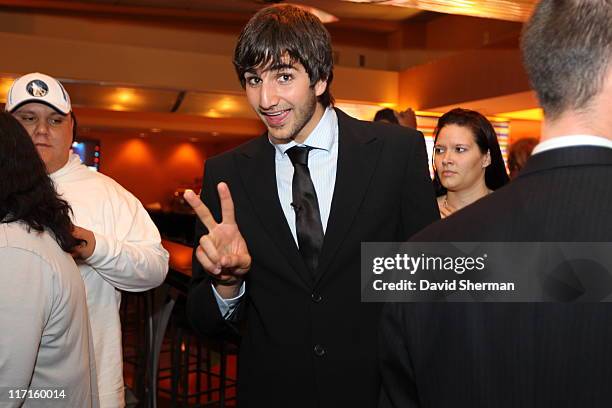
[244,60,327,144]
[12,103,73,174]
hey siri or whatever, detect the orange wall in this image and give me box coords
[509,120,541,144]
[91,133,244,207]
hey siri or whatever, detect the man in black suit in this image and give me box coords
[380,0,612,407]
[184,5,439,407]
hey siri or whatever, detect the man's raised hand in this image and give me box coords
[184,183,251,291]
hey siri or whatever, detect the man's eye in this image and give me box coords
[18,116,36,123]
[278,74,292,83]
[246,77,261,86]
[49,118,64,126]
[433,147,445,154]
[455,147,467,153]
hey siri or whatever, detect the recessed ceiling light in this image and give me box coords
[116,89,135,103]
[150,128,162,133]
[211,131,220,137]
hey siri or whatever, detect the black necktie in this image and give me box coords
[286,146,325,276]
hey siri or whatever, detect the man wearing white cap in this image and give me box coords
[5,72,169,408]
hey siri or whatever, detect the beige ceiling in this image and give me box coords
[0,0,538,139]
[46,0,424,21]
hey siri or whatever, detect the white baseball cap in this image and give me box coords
[5,72,71,115]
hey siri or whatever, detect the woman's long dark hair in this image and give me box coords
[0,112,83,251]
[432,108,509,196]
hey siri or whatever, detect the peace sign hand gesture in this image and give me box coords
[184,183,251,295]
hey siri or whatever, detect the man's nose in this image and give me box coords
[259,82,280,110]
[33,121,50,136]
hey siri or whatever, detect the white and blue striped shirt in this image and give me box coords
[271,107,338,243]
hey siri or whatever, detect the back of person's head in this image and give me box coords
[508,137,539,178]
[0,112,82,251]
[233,4,334,107]
[433,108,509,194]
[521,0,612,120]
[373,108,399,124]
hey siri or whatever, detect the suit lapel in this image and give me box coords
[235,136,313,288]
[314,108,383,287]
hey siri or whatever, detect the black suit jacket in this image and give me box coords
[380,145,612,408]
[187,108,439,408]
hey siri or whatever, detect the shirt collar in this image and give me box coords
[532,134,612,155]
[270,107,337,156]
[50,152,82,179]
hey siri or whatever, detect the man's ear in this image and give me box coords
[314,79,327,97]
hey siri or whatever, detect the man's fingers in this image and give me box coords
[184,189,217,230]
[220,253,252,272]
[217,182,237,224]
[199,235,221,265]
[195,246,221,275]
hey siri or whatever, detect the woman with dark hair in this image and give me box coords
[432,108,509,218]
[0,112,98,407]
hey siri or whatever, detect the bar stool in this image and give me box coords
[156,294,238,407]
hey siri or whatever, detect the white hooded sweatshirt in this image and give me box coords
[50,154,169,408]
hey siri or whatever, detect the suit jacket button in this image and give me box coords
[314,344,326,357]
[311,293,322,303]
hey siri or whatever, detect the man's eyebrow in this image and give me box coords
[245,63,296,77]
[268,63,296,72]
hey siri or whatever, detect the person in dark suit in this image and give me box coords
[379,0,612,407]
[184,5,439,407]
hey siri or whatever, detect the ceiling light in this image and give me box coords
[216,97,238,112]
[116,89,135,103]
[205,109,223,118]
[341,0,533,22]
[497,108,543,121]
[0,77,15,102]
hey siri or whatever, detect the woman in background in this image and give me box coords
[433,108,509,218]
[0,112,99,407]
[508,137,539,179]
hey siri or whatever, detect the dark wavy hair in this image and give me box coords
[233,4,334,107]
[0,112,83,252]
[432,108,509,196]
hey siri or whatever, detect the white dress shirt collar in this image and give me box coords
[270,107,337,155]
[532,134,612,155]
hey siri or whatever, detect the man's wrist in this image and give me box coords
[212,276,242,287]
[212,277,243,300]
